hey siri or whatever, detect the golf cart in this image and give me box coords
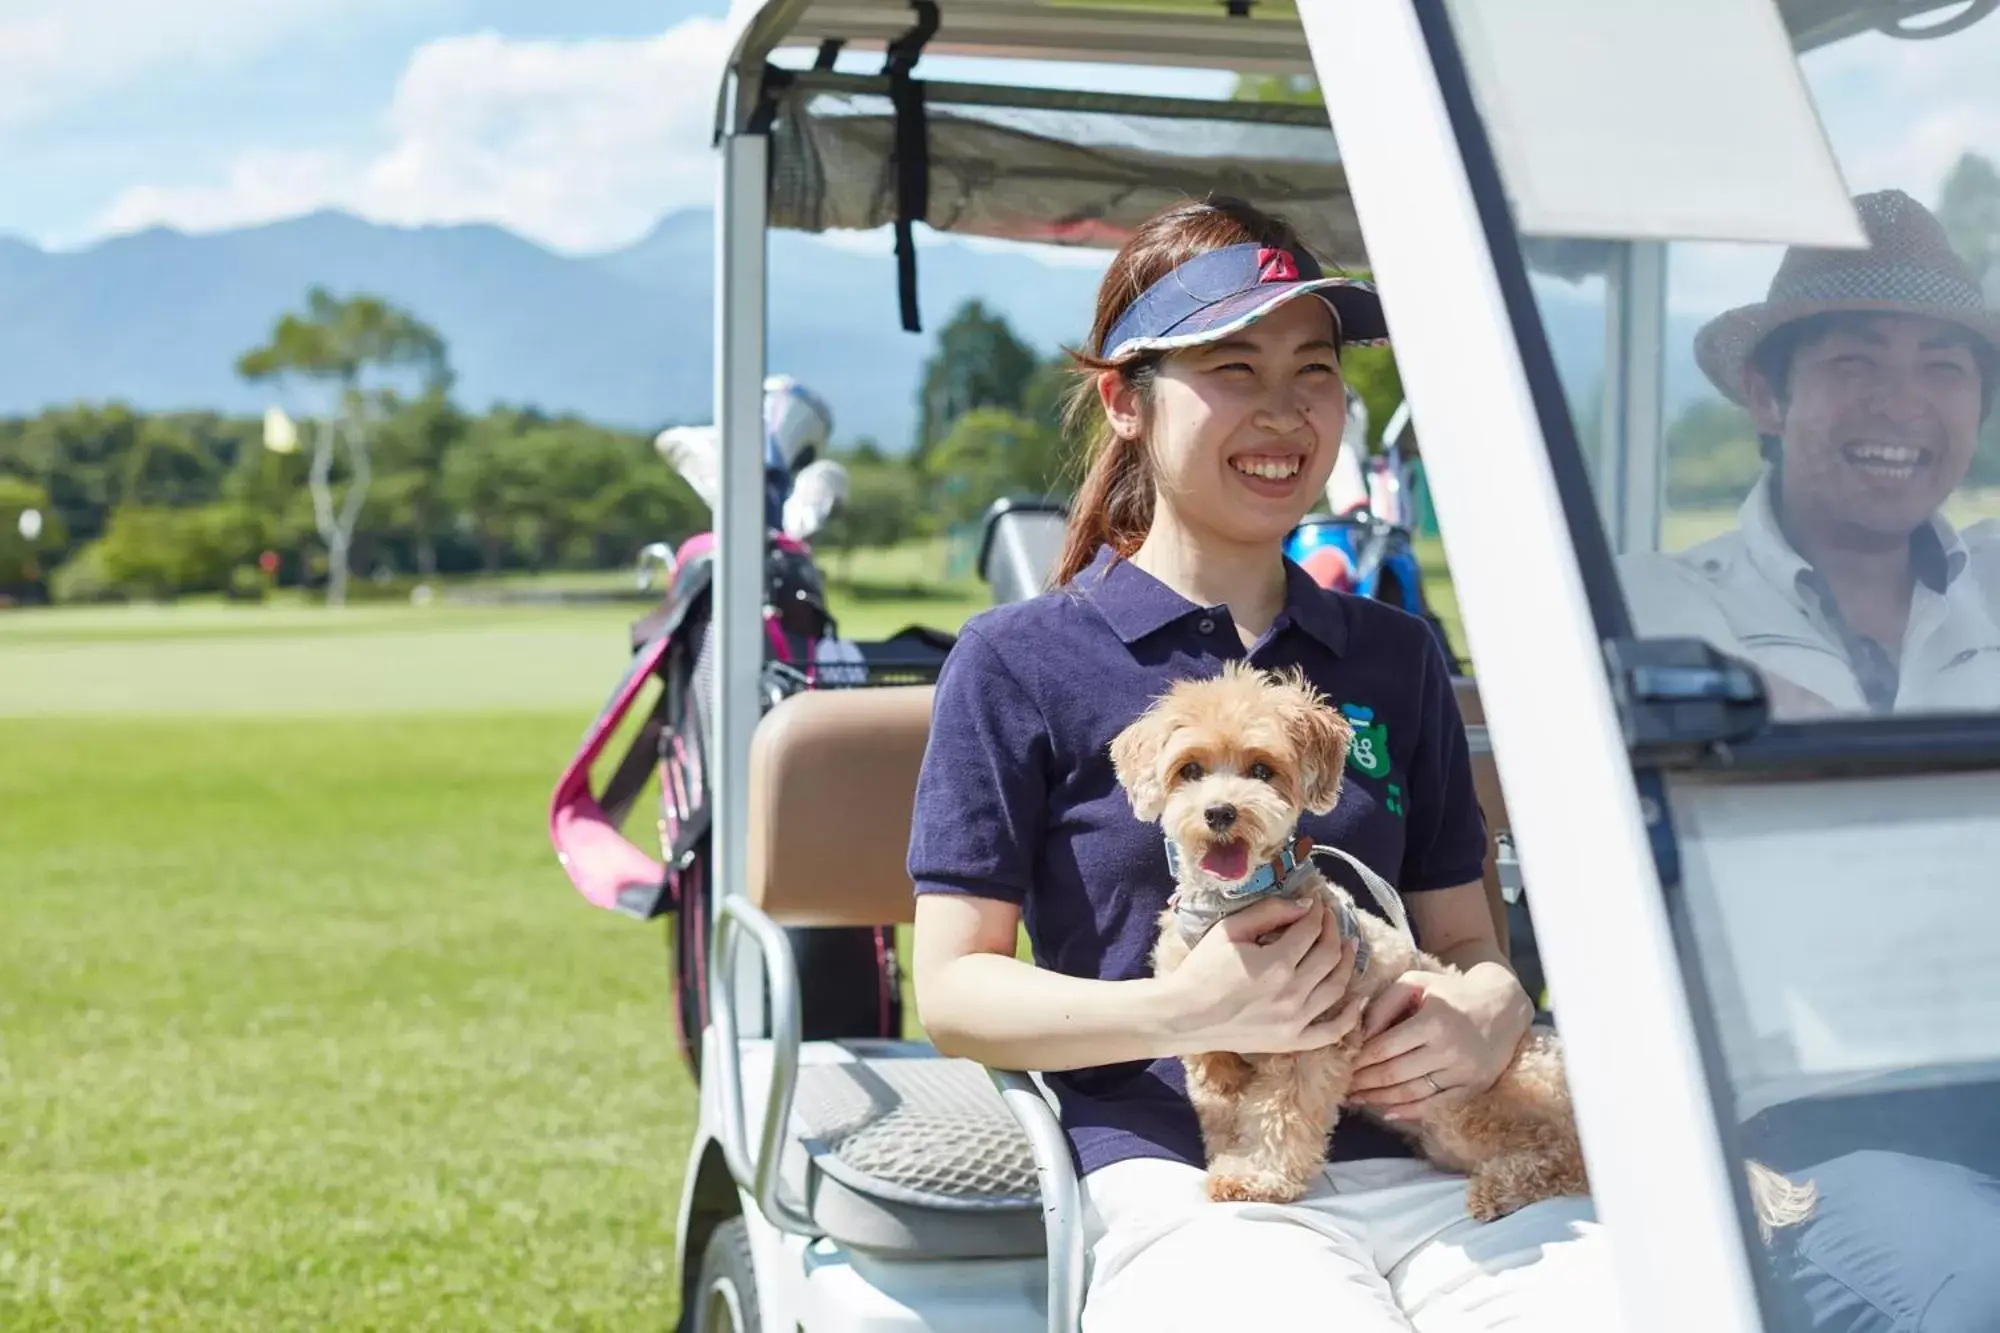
[568,2,2000,1330]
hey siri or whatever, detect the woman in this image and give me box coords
[906,196,1620,1331]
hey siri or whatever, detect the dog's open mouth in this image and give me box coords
[1199,840,1251,882]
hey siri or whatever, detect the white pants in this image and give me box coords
[1079,1156,1625,1333]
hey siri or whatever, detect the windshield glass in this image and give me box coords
[1499,3,2000,724]
[1445,4,2000,1328]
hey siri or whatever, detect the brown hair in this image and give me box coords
[1050,196,1315,587]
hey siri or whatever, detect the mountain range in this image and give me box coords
[0,210,1712,450]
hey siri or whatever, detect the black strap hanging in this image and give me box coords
[885,0,939,333]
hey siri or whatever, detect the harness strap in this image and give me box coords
[1307,843,1413,945]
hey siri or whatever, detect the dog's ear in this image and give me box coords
[1272,671,1350,815]
[1109,706,1174,823]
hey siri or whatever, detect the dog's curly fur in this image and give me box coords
[1110,662,1587,1217]
[1111,662,1819,1232]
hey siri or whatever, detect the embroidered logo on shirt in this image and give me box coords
[1339,702,1391,779]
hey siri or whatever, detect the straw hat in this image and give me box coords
[1694,189,2000,405]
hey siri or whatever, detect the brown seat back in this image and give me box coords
[741,678,1515,946]
[1453,676,1512,953]
[746,685,935,927]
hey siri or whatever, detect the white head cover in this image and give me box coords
[783,458,849,541]
[654,424,721,512]
[655,376,834,518]
[763,375,834,472]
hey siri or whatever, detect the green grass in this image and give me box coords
[0,521,1465,1329]
[0,549,989,1330]
[0,710,697,1330]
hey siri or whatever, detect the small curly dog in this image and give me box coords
[1111,662,1816,1230]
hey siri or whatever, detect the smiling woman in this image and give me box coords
[909,195,1618,1333]
[1050,197,1388,591]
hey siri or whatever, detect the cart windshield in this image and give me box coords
[1437,2,2000,1327]
[1472,2,2000,726]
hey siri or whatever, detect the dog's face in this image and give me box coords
[1111,663,1351,890]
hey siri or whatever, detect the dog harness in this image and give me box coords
[1164,834,1413,970]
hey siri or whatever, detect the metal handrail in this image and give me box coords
[987,1069,1086,1333]
[714,897,1086,1320]
[709,895,820,1236]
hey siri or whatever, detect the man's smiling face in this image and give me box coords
[1748,312,1989,542]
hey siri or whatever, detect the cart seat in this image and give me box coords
[779,1039,1046,1259]
[978,497,1067,606]
[736,681,1521,1263]
[746,685,1046,1260]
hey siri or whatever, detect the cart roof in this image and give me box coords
[727,0,1317,85]
[717,0,1371,271]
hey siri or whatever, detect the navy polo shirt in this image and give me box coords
[907,545,1488,1177]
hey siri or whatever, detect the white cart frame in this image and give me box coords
[674,2,1998,1330]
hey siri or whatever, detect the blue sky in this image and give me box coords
[2,0,737,249]
[4,0,1992,285]
[0,0,1229,254]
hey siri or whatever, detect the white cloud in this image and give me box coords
[88,13,1242,255]
[0,0,412,128]
[96,15,750,252]
[1798,19,2000,205]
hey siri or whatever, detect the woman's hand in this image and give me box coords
[1161,896,1368,1058]
[1345,964,1533,1120]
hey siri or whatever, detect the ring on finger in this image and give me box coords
[1424,1073,1444,1094]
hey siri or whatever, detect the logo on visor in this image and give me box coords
[1257,249,1300,284]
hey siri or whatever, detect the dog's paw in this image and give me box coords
[1464,1158,1583,1222]
[1464,1173,1520,1223]
[1206,1171,1305,1205]
[1465,1169,1558,1223]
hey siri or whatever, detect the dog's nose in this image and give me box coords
[1204,804,1238,832]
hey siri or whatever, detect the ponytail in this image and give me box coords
[1052,361,1158,587]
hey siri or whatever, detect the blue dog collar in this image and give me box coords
[1162,836,1309,904]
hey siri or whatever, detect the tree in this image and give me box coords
[1664,397,1761,509]
[440,423,551,574]
[1341,345,1404,450]
[0,476,63,591]
[88,503,261,600]
[370,390,468,578]
[815,460,922,577]
[2,404,143,557]
[1938,151,2000,283]
[237,289,450,606]
[926,408,1063,527]
[915,300,1041,457]
[1022,355,1069,426]
[1935,154,2000,488]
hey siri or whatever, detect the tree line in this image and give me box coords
[0,395,717,604]
[0,282,1405,606]
[10,140,1993,604]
